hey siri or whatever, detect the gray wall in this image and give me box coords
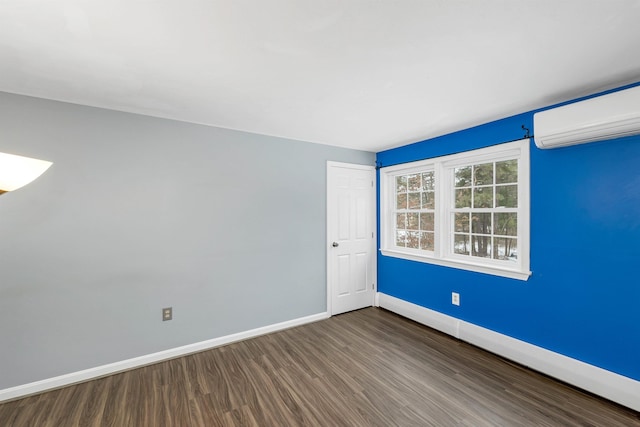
[0,92,374,389]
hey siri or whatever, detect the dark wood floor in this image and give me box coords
[1,308,639,426]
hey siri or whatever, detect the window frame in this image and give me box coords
[393,168,436,254]
[380,139,531,281]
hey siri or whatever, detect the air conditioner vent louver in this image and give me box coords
[534,85,640,149]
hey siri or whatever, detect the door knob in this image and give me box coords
[332,242,339,247]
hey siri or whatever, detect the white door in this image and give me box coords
[327,162,376,315]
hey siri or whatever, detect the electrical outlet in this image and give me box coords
[162,307,172,321]
[452,292,460,306]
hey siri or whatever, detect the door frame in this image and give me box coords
[326,161,377,316]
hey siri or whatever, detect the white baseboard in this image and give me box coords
[0,311,329,403]
[378,292,640,412]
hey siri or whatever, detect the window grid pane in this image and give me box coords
[394,171,435,252]
[451,159,518,263]
[494,237,517,260]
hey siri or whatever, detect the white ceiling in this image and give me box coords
[1,1,640,152]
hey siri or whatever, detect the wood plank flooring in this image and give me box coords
[1,307,638,426]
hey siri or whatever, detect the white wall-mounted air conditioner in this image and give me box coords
[533,85,640,149]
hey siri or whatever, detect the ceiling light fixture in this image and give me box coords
[0,152,53,195]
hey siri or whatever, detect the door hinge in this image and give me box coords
[371,180,374,187]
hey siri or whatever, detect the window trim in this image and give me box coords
[380,139,531,281]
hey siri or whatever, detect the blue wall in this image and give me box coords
[377,85,640,381]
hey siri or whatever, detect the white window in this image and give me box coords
[394,169,435,252]
[380,139,530,280]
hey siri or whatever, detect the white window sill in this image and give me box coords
[380,249,531,281]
